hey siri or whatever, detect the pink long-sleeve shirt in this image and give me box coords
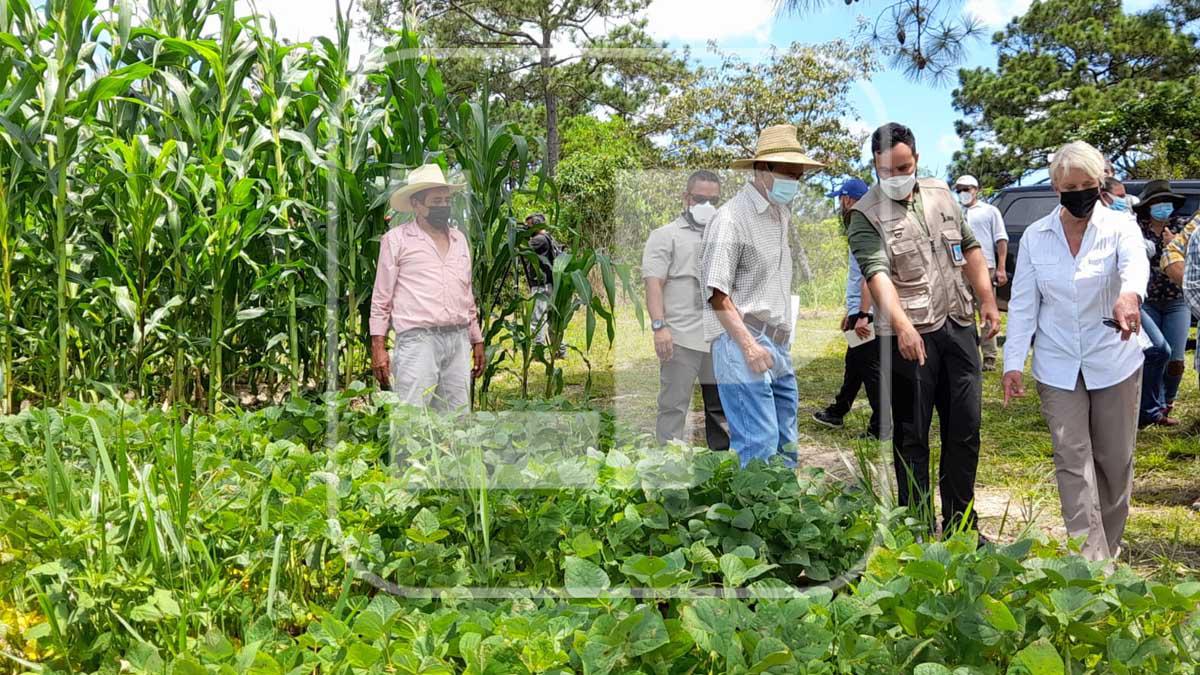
[369,220,483,344]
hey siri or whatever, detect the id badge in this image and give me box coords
[944,236,966,267]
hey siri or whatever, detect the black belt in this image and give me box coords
[743,315,790,346]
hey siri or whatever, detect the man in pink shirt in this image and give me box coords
[369,164,485,410]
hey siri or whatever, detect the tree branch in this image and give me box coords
[445,0,539,45]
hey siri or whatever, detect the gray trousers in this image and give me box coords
[1037,368,1140,562]
[531,284,551,346]
[973,267,998,364]
[391,328,470,412]
[656,346,730,450]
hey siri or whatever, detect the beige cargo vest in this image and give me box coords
[851,177,975,336]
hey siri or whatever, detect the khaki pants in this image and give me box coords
[656,345,729,450]
[973,267,998,365]
[1036,369,1140,561]
[390,328,471,412]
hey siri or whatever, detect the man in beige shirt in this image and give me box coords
[643,170,729,450]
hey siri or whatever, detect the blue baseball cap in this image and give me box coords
[827,178,869,200]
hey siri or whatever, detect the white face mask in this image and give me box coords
[880,173,917,201]
[689,202,717,226]
[957,191,974,207]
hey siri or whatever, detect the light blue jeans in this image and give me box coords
[1143,298,1191,406]
[712,331,798,468]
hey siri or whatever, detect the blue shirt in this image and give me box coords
[846,251,864,315]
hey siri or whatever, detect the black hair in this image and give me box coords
[871,123,917,156]
[1103,176,1123,193]
[525,213,547,226]
[686,170,721,192]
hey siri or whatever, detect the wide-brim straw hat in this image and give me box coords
[1133,179,1185,217]
[389,163,465,212]
[730,124,825,171]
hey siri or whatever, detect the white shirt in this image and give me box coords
[1004,206,1149,391]
[963,201,1008,269]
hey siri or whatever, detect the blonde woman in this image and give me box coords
[1001,141,1149,562]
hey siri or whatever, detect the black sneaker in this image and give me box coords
[812,410,844,428]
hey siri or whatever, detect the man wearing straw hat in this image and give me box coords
[702,124,823,467]
[369,163,485,410]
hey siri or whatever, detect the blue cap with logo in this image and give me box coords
[827,178,869,200]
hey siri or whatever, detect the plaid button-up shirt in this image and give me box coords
[701,182,794,344]
[1183,226,1200,370]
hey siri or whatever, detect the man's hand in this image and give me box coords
[994,268,1008,287]
[472,342,485,378]
[370,338,391,390]
[1163,228,1176,246]
[854,315,872,339]
[654,328,674,362]
[1001,370,1025,406]
[1112,291,1142,342]
[740,337,775,374]
[980,301,1001,340]
[896,321,927,366]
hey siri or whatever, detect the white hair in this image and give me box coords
[1049,141,1106,185]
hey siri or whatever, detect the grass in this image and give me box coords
[488,303,1200,575]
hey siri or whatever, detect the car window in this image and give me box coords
[1001,195,1061,232]
[1179,196,1199,218]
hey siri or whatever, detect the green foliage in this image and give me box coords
[648,41,877,178]
[0,2,632,411]
[952,0,1200,189]
[364,0,688,176]
[1,400,1198,672]
[554,116,649,250]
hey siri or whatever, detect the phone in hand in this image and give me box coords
[1102,318,1122,331]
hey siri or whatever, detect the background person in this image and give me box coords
[813,178,881,439]
[643,170,730,450]
[703,124,823,467]
[520,213,565,355]
[1002,141,1148,562]
[847,123,1000,536]
[954,175,1008,371]
[1133,180,1189,427]
[369,164,485,410]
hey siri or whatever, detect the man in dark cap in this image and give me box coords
[813,178,881,439]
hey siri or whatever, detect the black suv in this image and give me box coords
[992,180,1200,305]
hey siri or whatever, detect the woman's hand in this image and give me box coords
[1002,370,1025,406]
[1112,292,1142,342]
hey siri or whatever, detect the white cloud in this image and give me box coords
[645,0,776,42]
[234,1,371,64]
[937,133,963,156]
[963,0,1033,28]
[968,0,1157,28]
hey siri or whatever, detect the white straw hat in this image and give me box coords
[389,164,465,212]
[730,124,825,171]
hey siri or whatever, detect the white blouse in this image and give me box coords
[1003,205,1149,391]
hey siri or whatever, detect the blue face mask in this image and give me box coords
[767,176,800,205]
[1108,196,1128,212]
[1150,203,1175,221]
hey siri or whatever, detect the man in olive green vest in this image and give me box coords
[847,123,1000,537]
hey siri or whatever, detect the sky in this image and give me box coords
[241,0,1165,181]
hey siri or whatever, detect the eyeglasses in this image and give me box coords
[954,188,973,194]
[688,194,720,205]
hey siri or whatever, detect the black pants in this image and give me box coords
[827,321,882,436]
[886,320,982,534]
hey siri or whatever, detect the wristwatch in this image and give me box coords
[652,319,667,331]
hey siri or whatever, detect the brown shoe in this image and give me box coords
[1154,415,1181,428]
